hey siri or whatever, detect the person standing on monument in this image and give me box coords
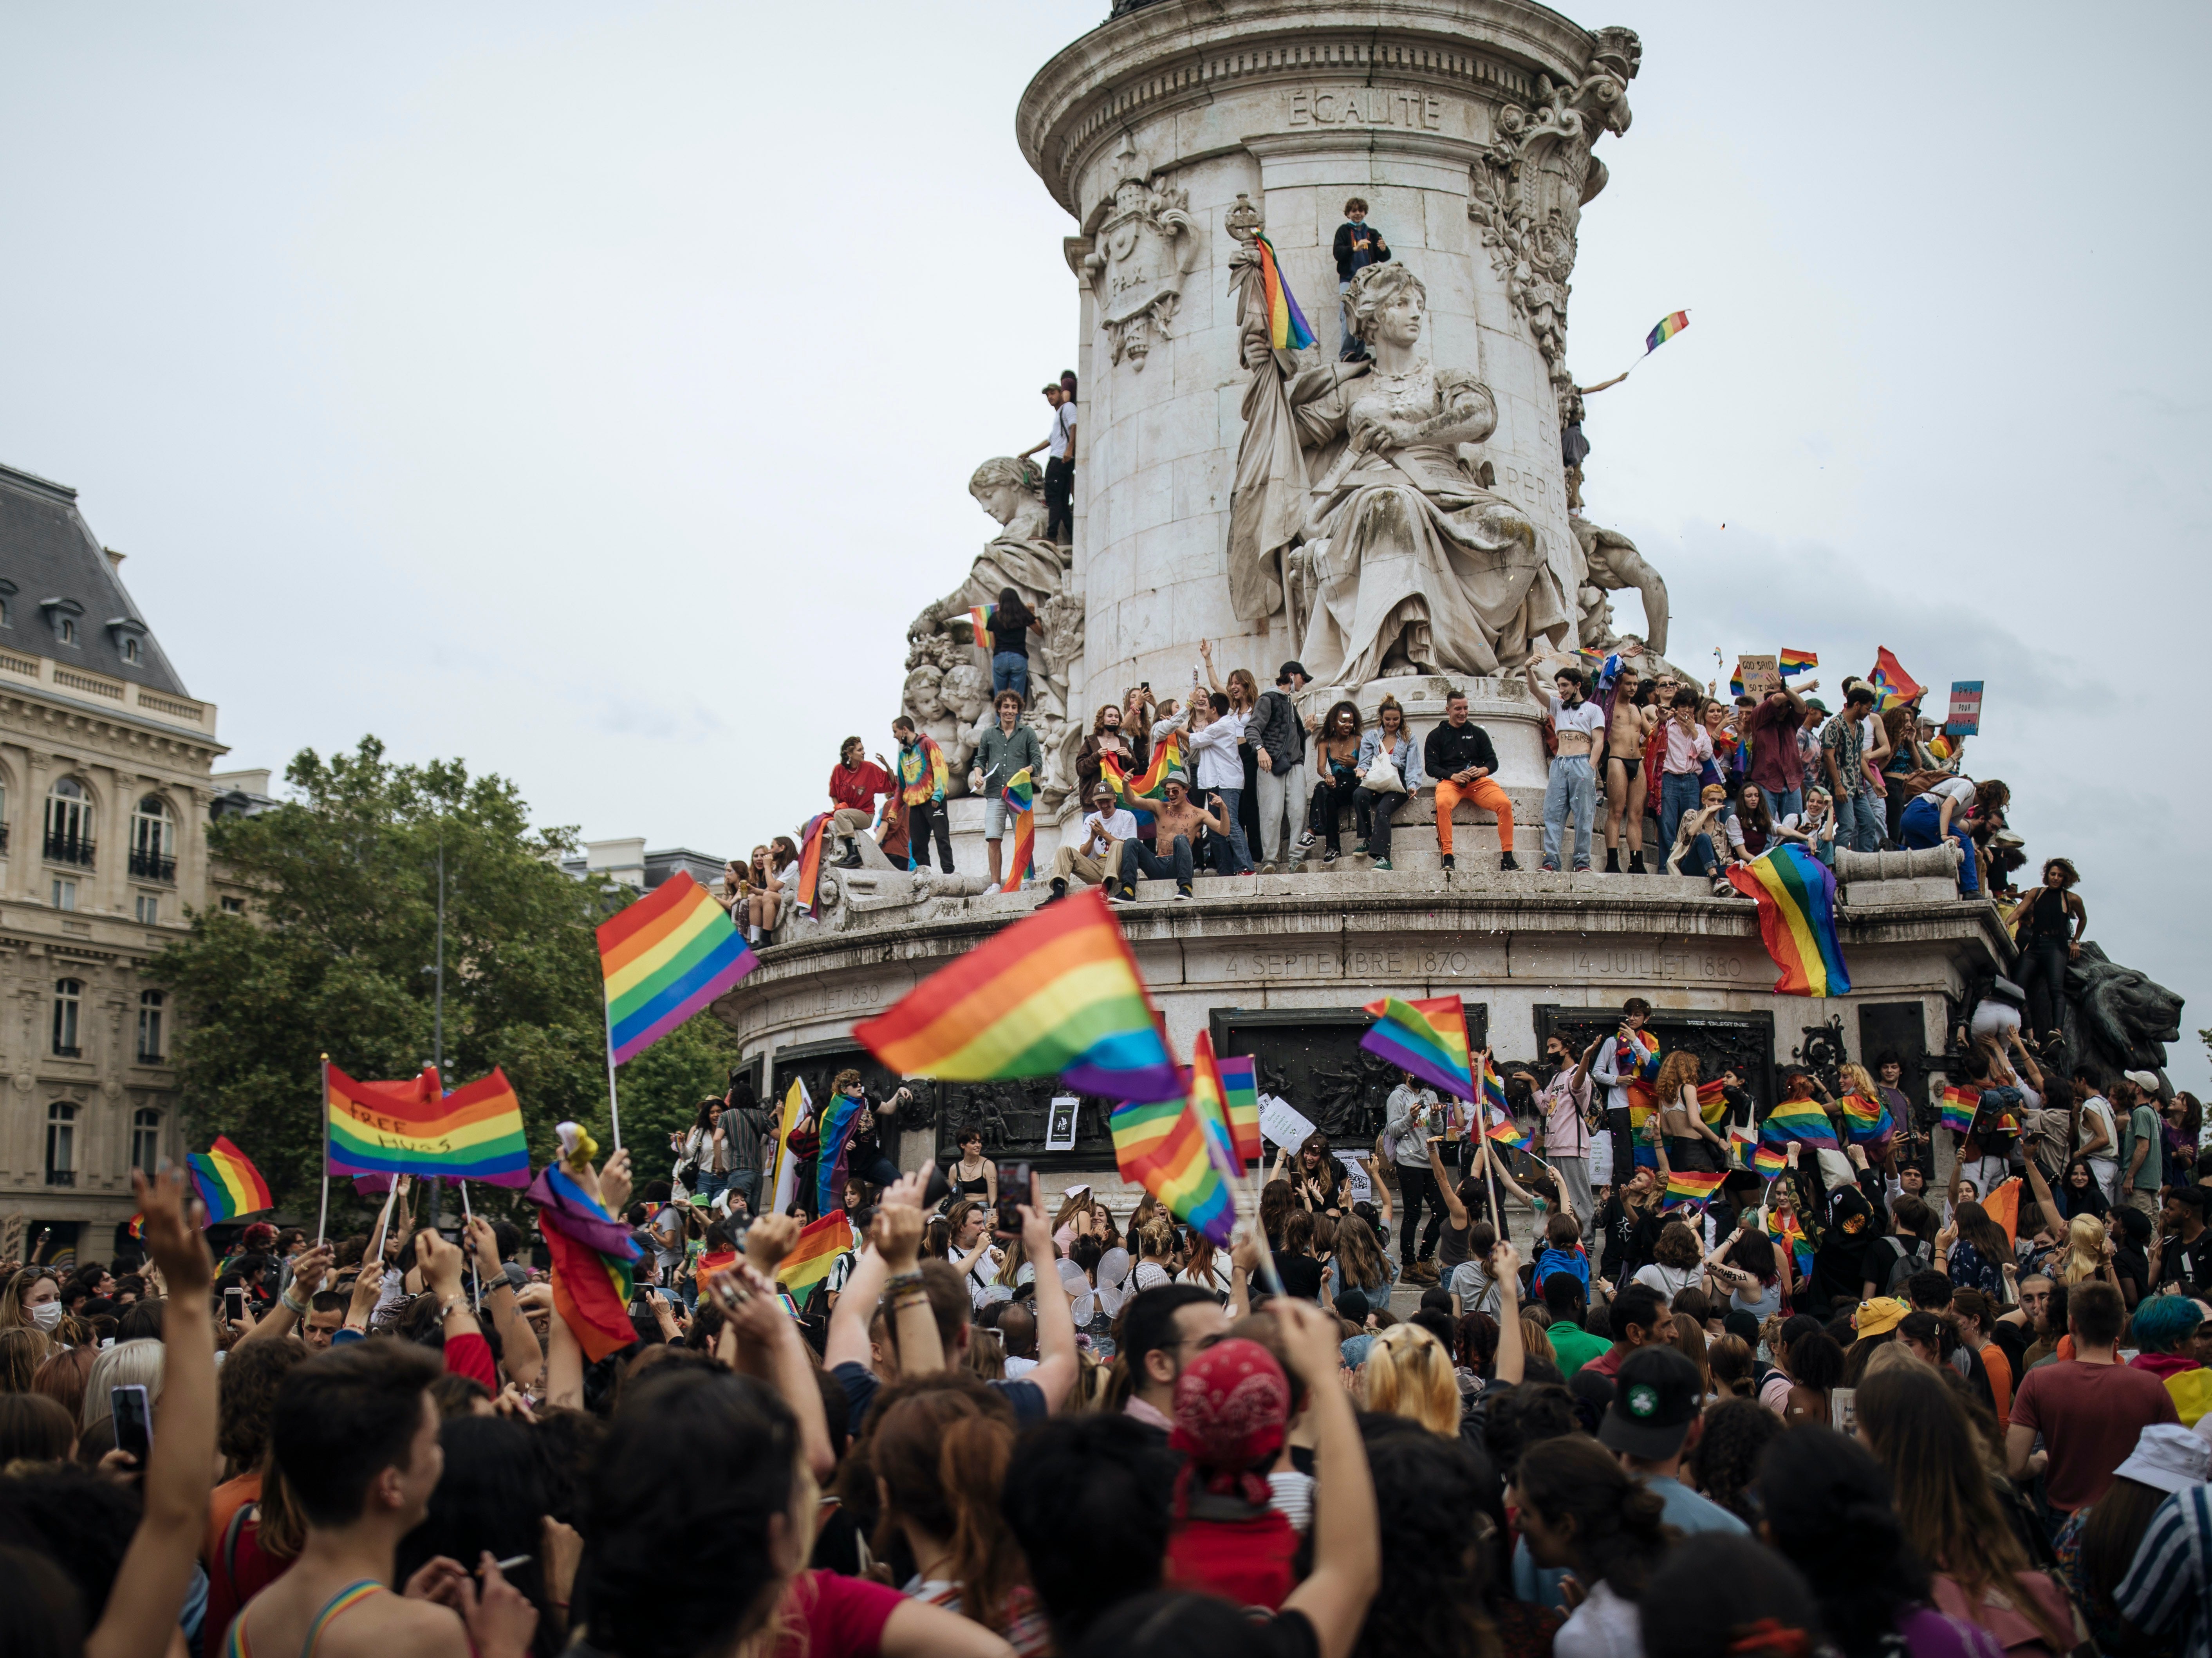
[1384,1069,1445,1285]
[1331,197,1390,362]
[1658,686,1715,871]
[1251,660,1315,872]
[971,689,1044,888]
[1526,657,1605,874]
[1186,688,1256,874]
[1742,682,1811,825]
[1822,685,1884,855]
[1603,672,1659,875]
[1425,688,1518,873]
[1590,998,1657,1189]
[893,715,956,876]
[1017,382,1077,546]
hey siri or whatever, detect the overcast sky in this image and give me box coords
[4,2,2204,1088]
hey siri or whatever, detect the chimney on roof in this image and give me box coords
[104,548,125,569]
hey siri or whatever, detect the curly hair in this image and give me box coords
[1653,1051,1703,1111]
[1351,1416,1502,1658]
[1687,1396,1783,1522]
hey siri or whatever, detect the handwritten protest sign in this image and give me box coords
[1945,681,1983,737]
[1737,654,1780,698]
[1259,1094,1317,1158]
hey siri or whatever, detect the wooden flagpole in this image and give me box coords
[315,1054,331,1246]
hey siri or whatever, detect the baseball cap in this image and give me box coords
[2115,1424,2212,1494]
[1598,1344,1701,1459]
[1277,660,1309,683]
[2126,1070,2164,1095]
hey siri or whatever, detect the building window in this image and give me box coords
[122,637,141,664]
[129,796,175,881]
[137,989,166,1062]
[52,978,82,1057]
[51,878,77,911]
[135,893,158,924]
[220,896,246,915]
[45,778,94,866]
[131,1108,162,1175]
[46,1103,76,1186]
[58,618,76,646]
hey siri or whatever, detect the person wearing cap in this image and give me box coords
[1598,1344,1749,1535]
[2100,1427,2212,1656]
[2121,1073,2169,1222]
[1112,771,1228,901]
[2009,1281,2180,1517]
[1044,782,1136,905]
[1017,381,1077,544]
[1249,661,1315,872]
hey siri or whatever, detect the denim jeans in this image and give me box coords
[991,652,1029,700]
[723,1169,759,1218]
[1677,831,1722,878]
[1541,755,1597,869]
[1768,787,1803,824]
[1900,796,1980,893]
[1836,786,1882,854]
[1208,787,1255,871]
[1659,772,1704,871]
[1119,833,1197,887]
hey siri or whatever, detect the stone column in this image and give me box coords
[1017,2,1638,716]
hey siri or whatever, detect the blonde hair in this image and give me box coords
[83,1339,165,1433]
[2061,1214,2107,1286]
[1363,1323,1459,1437]
[1840,1062,1880,1101]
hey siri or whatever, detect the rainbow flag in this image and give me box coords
[1727,845,1851,998]
[1109,1096,1237,1246]
[765,1078,811,1219]
[1360,995,1473,1101]
[1752,1143,1788,1176]
[968,603,997,642]
[525,1152,640,1362]
[1645,310,1689,352]
[1927,733,1955,763]
[125,1214,145,1241]
[1697,1075,1731,1127]
[1939,1085,1977,1136]
[1729,662,1746,699]
[1780,649,1817,677]
[1217,1052,1263,1165]
[1768,1206,1811,1275]
[1484,1104,1530,1152]
[1866,647,1925,713]
[854,886,1179,1102]
[1000,768,1036,893]
[815,1089,865,1216]
[1664,1169,1726,1210]
[1728,1124,1757,1165]
[1841,1093,1893,1147]
[1985,1177,2022,1246]
[697,1247,738,1279]
[188,1136,273,1225]
[1126,733,1183,803]
[1481,1056,1509,1118]
[1186,1033,1244,1186]
[1761,1097,1839,1153]
[597,869,759,1065]
[899,735,949,807]
[1252,233,1316,352]
[326,1063,531,1187]
[1097,751,1129,801]
[1616,1028,1660,1082]
[793,812,832,919]
[777,1212,853,1300]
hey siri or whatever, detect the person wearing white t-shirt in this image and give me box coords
[1900,773,1995,895]
[1046,783,1136,903]
[1017,383,1078,544]
[1528,656,1609,872]
[2076,1075,2121,1200]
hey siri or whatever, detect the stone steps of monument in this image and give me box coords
[1102,866,1728,901]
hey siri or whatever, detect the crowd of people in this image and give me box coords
[737,638,2013,925]
[2,1006,2208,1658]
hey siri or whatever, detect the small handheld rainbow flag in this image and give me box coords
[1480,1055,1510,1118]
[1251,233,1316,352]
[1939,1085,1977,1135]
[968,603,998,643]
[598,868,760,1065]
[792,812,832,919]
[1761,1097,1840,1153]
[1752,1143,1789,1176]
[1780,649,1817,677]
[697,1247,738,1279]
[125,1214,146,1241]
[1360,995,1474,1101]
[1645,310,1689,352]
[327,1063,531,1187]
[1727,846,1851,998]
[776,1212,854,1300]
[188,1136,274,1225]
[1186,1033,1244,1186]
[1110,1095,1237,1246]
[1663,1169,1727,1210]
[854,886,1180,1102]
[1927,733,1955,763]
[1697,1076,1732,1127]
[1484,1104,1531,1152]
[899,734,950,807]
[1866,647,1925,713]
[525,1143,640,1362]
[1729,662,1747,699]
[1000,768,1036,893]
[1217,1053,1263,1165]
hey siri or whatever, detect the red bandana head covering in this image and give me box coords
[1169,1338,1289,1512]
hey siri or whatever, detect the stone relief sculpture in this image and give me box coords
[1231,258,1572,685]
[1080,137,1198,370]
[899,457,1082,805]
[1571,512,1670,656]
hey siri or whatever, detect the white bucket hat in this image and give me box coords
[2116,1423,2212,1495]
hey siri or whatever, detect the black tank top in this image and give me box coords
[2024,889,2073,942]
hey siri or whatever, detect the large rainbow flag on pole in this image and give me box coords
[765,1077,811,1218]
[1779,649,1818,677]
[597,869,760,1066]
[1251,233,1316,351]
[999,769,1036,893]
[326,1064,531,1188]
[188,1136,273,1225]
[1217,1053,1263,1165]
[854,886,1180,1102]
[1726,845,1851,997]
[1866,647,1925,713]
[1186,1032,1244,1185]
[815,1088,865,1217]
[1109,1095,1237,1246]
[525,1129,640,1362]
[1360,995,1474,1100]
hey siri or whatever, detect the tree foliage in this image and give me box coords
[155,738,738,1224]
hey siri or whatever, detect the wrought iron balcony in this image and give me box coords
[45,1168,75,1188]
[44,831,94,867]
[128,847,176,881]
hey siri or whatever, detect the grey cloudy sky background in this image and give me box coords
[3,2,2205,1087]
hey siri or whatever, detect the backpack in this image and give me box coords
[1878,1234,1932,1296]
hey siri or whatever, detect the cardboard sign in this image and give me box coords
[1945,681,1983,737]
[1045,1095,1079,1152]
[1334,1152,1374,1205]
[1259,1094,1318,1157]
[1737,654,1780,698]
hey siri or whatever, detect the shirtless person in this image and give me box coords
[1604,666,1660,874]
[1113,771,1232,901]
[1526,656,1608,873]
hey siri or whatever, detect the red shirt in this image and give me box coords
[771,1570,903,1658]
[2010,1358,2178,1511]
[828,762,893,814]
[1743,699,1804,796]
[444,1331,497,1390]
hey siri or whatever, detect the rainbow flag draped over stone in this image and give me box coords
[1726,846,1850,997]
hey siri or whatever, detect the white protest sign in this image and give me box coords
[1335,1152,1374,1205]
[1259,1094,1316,1157]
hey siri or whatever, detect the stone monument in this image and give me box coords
[712,0,2152,1209]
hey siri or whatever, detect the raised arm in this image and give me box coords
[1429,1141,1469,1229]
[467,1217,541,1392]
[2022,1156,2067,1244]
[1017,1175,1079,1412]
[1271,1297,1382,1658]
[87,1167,216,1658]
[1492,1241,1526,1386]
[709,1259,836,1484]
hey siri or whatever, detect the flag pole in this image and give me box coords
[459,1179,480,1315]
[316,1054,331,1246]
[602,998,623,1151]
[366,1181,399,1278]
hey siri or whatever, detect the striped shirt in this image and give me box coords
[2117,1485,2212,1658]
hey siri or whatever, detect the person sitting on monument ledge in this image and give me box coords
[827,735,895,870]
[1309,700,1362,863]
[1110,770,1228,901]
[1667,782,1748,898]
[1423,687,1517,874]
[1349,694,1423,871]
[1044,782,1136,907]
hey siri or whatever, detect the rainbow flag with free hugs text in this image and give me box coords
[326,1064,530,1187]
[598,869,759,1064]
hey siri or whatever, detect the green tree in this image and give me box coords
[155,737,736,1225]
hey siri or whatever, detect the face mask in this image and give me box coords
[29,1301,63,1332]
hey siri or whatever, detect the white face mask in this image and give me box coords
[29,1301,63,1332]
